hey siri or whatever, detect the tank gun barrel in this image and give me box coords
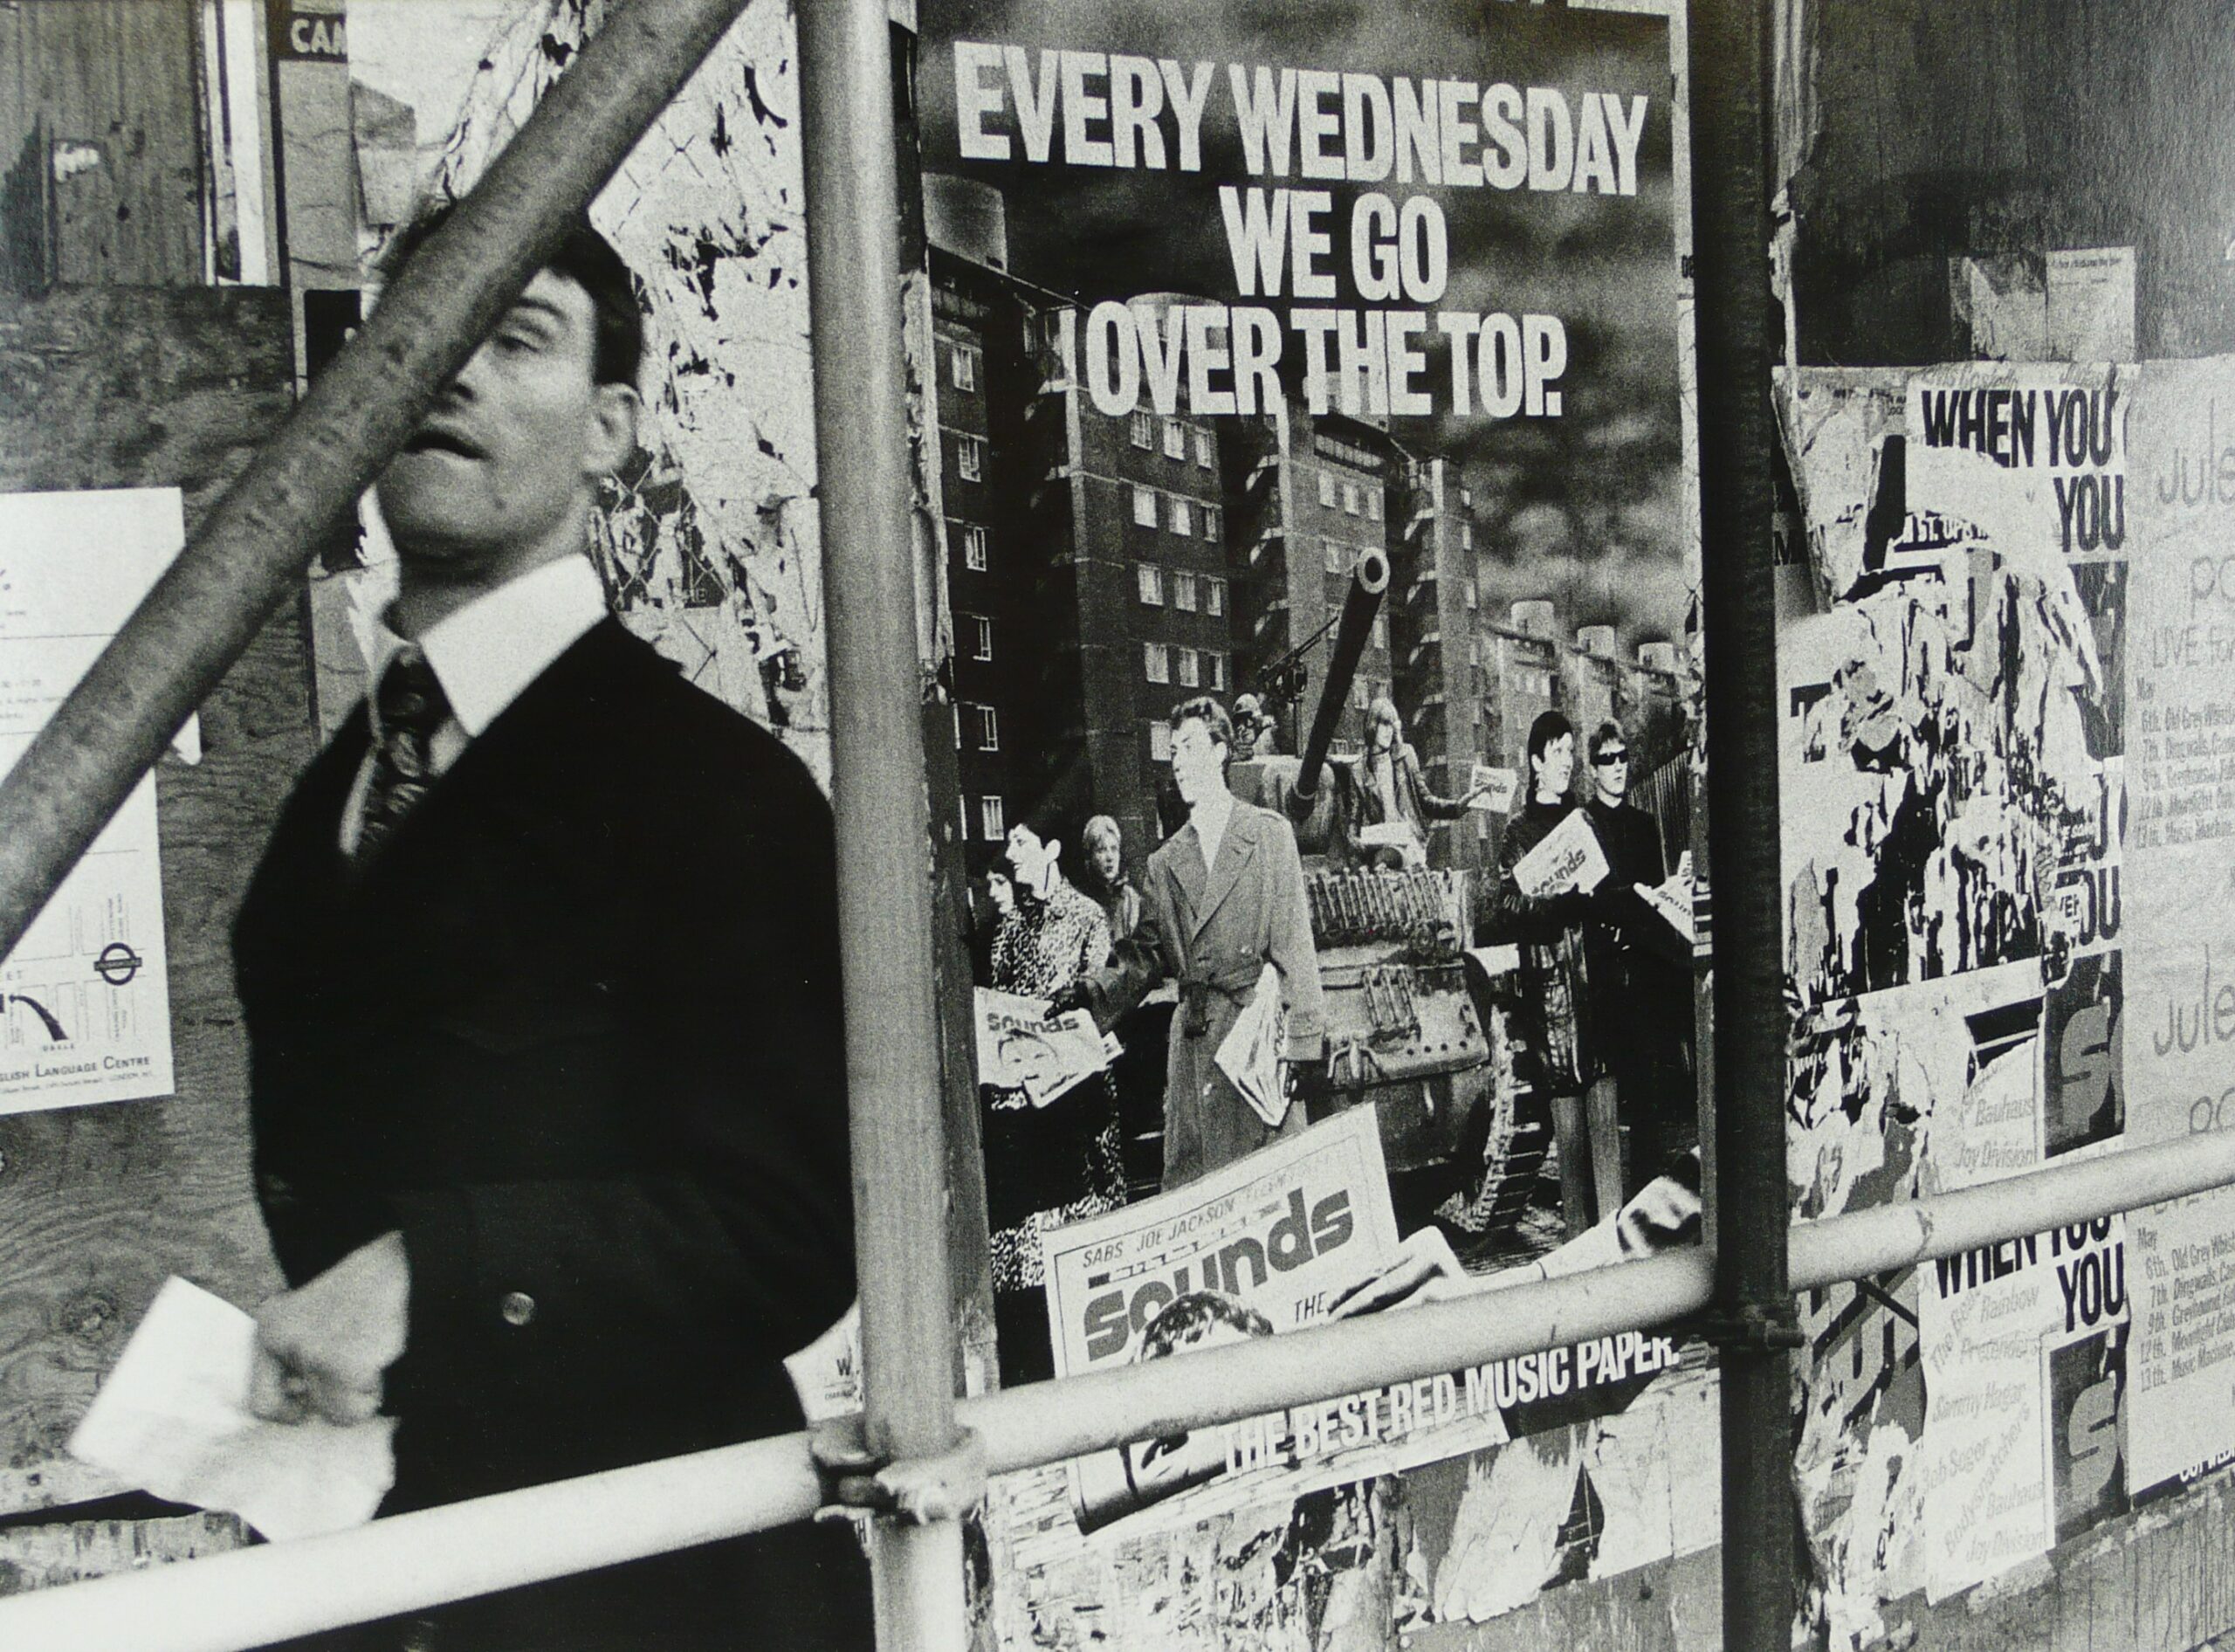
[1288,547,1390,823]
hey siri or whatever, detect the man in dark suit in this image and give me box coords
[232,210,870,1650]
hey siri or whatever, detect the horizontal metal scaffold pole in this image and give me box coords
[8,1125,2232,1652]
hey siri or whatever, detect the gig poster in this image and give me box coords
[1778,355,2235,1623]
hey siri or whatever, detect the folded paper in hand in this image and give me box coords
[68,1276,395,1540]
[1510,809,1609,898]
[974,988,1117,1107]
[1636,870,1695,946]
[1214,962,1289,1128]
[1466,764,1518,812]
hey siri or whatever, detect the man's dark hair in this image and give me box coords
[1525,708,1575,768]
[380,203,643,389]
[1589,720,1627,761]
[1170,695,1234,767]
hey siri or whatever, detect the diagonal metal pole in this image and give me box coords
[0,0,752,960]
[796,1,970,1648]
[1688,0,1795,1647]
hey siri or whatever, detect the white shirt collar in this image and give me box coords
[369,556,608,737]
[1191,789,1235,871]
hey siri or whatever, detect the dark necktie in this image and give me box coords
[356,646,449,859]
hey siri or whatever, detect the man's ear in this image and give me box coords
[584,382,642,478]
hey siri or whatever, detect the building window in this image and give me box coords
[1150,720,1173,762]
[1372,614,1389,650]
[980,795,1006,841]
[1365,489,1383,521]
[1145,642,1171,684]
[1131,410,1155,449]
[1175,645,1200,687]
[1351,677,1371,709]
[1206,577,1227,616]
[1461,521,1475,550]
[1132,485,1159,527]
[960,523,988,571]
[1172,571,1198,611]
[957,435,983,482]
[966,614,993,660]
[951,343,979,390]
[1461,485,1475,510]
[1342,482,1360,516]
[1168,496,1193,536]
[1317,470,1338,508]
[972,704,1000,751]
[1465,577,1479,610]
[1163,418,1186,459]
[1193,429,1214,468]
[1138,564,1165,605]
[1203,505,1221,543]
[1324,538,1345,574]
[1207,651,1227,691]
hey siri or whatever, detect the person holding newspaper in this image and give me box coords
[1330,695,1489,869]
[232,209,867,1649]
[1484,708,1613,1237]
[1579,721,1699,1195]
[1053,696,1326,1187]
[982,818,1128,1384]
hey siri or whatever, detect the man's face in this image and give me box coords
[1532,733,1575,800]
[1591,740,1630,804]
[1371,712,1398,752]
[375,268,636,573]
[1170,719,1228,807]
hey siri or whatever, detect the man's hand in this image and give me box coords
[250,1231,410,1426]
[1328,1229,1469,1318]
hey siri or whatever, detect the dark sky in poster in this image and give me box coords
[916,0,1687,644]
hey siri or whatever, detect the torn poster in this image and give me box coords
[0,489,181,1114]
[1916,1215,2125,1600]
[1777,367,2122,1020]
[2122,356,2235,1490]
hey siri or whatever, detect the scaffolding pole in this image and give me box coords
[1688,0,1793,1647]
[11,1125,2235,1652]
[795,1,970,1648]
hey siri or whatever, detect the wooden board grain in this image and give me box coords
[0,283,306,1517]
[0,1,206,288]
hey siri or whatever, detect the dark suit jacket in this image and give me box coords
[234,618,868,1651]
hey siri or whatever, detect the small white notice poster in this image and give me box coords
[0,489,183,1112]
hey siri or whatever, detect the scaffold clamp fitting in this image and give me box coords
[809,1416,987,1526]
[1681,1301,1805,1353]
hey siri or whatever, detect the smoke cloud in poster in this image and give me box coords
[951,41,1654,418]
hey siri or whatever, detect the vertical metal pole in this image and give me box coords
[1688,0,1795,1648]
[796,2,968,1649]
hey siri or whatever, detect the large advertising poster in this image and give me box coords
[914,1,1706,1642]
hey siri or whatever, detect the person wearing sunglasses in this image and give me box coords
[1580,722,1696,1200]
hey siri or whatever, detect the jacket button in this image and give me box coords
[499,1291,536,1327]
